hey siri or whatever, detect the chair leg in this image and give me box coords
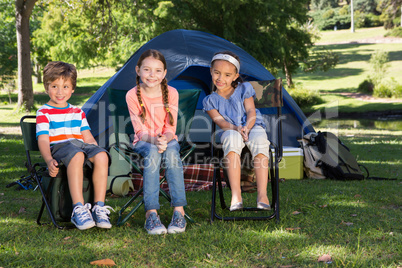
[116,188,144,226]
[274,157,280,223]
[210,152,279,222]
[34,173,67,229]
[210,167,218,223]
[117,177,196,226]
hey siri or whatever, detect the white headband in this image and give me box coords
[211,53,240,72]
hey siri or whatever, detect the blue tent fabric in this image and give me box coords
[82,29,314,148]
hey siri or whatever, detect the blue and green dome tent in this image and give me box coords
[82,29,314,148]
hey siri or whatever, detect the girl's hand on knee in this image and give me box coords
[240,126,249,142]
[156,134,167,153]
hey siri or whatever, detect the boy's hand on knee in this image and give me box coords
[46,159,59,177]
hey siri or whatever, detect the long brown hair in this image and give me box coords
[210,50,243,91]
[136,49,174,125]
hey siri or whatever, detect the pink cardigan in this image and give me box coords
[126,85,178,145]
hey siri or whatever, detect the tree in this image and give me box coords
[32,0,159,69]
[378,0,402,28]
[15,0,37,112]
[0,0,18,91]
[310,0,339,11]
[158,0,321,87]
[17,0,143,111]
[25,0,337,96]
[355,0,378,14]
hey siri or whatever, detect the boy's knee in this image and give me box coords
[92,151,110,166]
[71,152,85,162]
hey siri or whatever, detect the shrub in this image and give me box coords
[384,27,402,38]
[287,85,323,107]
[338,5,349,16]
[374,77,402,98]
[323,9,335,20]
[357,79,374,94]
[368,50,390,85]
[355,11,366,28]
[364,14,382,27]
[393,17,401,28]
[354,12,382,29]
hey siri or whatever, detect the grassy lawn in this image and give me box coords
[316,26,390,44]
[0,123,401,267]
[0,27,401,267]
[293,42,402,92]
[290,27,402,115]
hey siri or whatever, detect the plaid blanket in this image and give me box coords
[130,164,226,195]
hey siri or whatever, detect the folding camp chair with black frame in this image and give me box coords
[107,88,201,226]
[20,115,94,229]
[210,79,283,223]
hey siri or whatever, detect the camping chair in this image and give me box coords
[107,88,201,226]
[20,115,94,229]
[210,79,283,223]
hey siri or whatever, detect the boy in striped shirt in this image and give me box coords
[36,61,113,230]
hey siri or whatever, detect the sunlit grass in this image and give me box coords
[317,27,389,44]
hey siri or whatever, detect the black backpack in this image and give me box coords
[314,132,366,180]
[306,131,396,181]
[41,164,94,222]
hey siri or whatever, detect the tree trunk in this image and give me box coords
[283,60,293,88]
[35,63,42,84]
[15,0,37,112]
[350,0,355,33]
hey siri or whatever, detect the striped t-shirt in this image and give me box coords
[36,103,91,146]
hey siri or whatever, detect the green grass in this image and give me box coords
[0,125,401,267]
[291,27,402,114]
[294,43,402,93]
[317,27,389,44]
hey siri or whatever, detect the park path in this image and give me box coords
[338,92,402,103]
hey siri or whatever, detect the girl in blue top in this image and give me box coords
[203,51,271,211]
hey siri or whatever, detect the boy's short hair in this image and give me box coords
[43,61,77,91]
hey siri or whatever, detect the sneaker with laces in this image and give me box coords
[71,202,95,230]
[167,211,186,234]
[92,203,114,229]
[144,212,167,235]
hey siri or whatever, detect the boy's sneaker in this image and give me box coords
[144,212,167,235]
[71,203,96,230]
[92,203,114,229]
[167,211,186,234]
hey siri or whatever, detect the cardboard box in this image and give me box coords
[274,146,304,179]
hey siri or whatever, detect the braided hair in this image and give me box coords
[210,50,243,92]
[135,49,174,125]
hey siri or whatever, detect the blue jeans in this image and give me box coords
[133,140,187,211]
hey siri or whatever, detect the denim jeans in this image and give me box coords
[133,140,187,211]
